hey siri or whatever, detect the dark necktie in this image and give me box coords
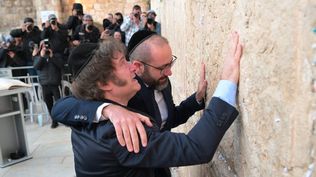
[150,89,162,128]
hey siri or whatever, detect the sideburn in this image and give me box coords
[112,75,127,86]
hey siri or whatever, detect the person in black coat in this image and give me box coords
[65,3,84,35]
[72,14,100,46]
[53,32,243,176]
[41,14,69,55]
[33,40,64,128]
[10,17,42,76]
[0,33,27,76]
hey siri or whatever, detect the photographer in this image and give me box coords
[120,5,145,45]
[72,14,100,46]
[0,33,27,77]
[41,14,68,57]
[10,17,41,75]
[65,3,84,35]
[33,40,64,128]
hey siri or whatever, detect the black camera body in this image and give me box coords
[26,25,33,32]
[43,39,51,57]
[134,13,140,18]
[28,41,38,51]
[50,19,57,25]
[86,24,93,31]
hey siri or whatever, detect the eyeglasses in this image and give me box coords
[140,55,177,75]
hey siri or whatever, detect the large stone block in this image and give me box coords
[152,0,316,177]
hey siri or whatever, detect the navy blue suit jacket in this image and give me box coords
[52,77,204,130]
[71,97,238,177]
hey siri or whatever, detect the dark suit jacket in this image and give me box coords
[71,97,238,177]
[51,77,205,177]
[52,76,204,130]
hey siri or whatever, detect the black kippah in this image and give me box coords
[127,30,156,60]
[68,43,99,78]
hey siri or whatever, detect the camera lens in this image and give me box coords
[134,13,140,18]
[50,20,57,25]
[86,25,93,31]
[44,49,51,57]
[26,25,33,31]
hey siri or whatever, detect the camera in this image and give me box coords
[134,13,140,18]
[86,24,93,31]
[26,25,33,31]
[50,19,57,25]
[43,39,51,57]
[28,41,38,51]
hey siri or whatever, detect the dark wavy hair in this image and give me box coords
[71,38,126,101]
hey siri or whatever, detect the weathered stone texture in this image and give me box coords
[0,0,36,33]
[152,0,316,177]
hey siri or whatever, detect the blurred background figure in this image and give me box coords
[72,14,100,46]
[120,5,144,45]
[9,17,42,76]
[33,40,64,128]
[65,3,84,35]
[113,30,123,43]
[147,10,161,35]
[0,33,26,77]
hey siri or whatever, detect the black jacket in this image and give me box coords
[41,24,69,54]
[65,15,82,34]
[33,53,64,85]
[10,27,42,63]
[72,24,100,43]
[52,77,205,177]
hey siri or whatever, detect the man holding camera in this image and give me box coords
[33,40,64,128]
[40,14,68,128]
[41,14,68,56]
[0,32,27,77]
[65,3,84,35]
[9,17,42,75]
[72,14,100,46]
[121,5,145,45]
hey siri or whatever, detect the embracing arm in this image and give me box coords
[51,96,103,126]
[51,96,152,153]
[111,97,238,167]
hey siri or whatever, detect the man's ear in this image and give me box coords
[132,60,144,75]
[97,81,112,92]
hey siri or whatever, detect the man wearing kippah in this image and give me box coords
[54,32,242,176]
[52,30,243,176]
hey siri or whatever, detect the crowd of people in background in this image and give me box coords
[0,3,161,128]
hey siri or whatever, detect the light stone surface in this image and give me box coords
[152,0,316,177]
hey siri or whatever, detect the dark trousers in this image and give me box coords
[42,85,60,114]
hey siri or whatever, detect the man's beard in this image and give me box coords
[141,68,169,91]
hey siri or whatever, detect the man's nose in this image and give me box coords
[163,67,172,76]
[129,63,136,73]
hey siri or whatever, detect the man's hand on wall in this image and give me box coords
[221,31,243,84]
[196,63,208,103]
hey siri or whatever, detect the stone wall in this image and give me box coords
[0,0,149,36]
[151,0,316,177]
[0,0,36,35]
